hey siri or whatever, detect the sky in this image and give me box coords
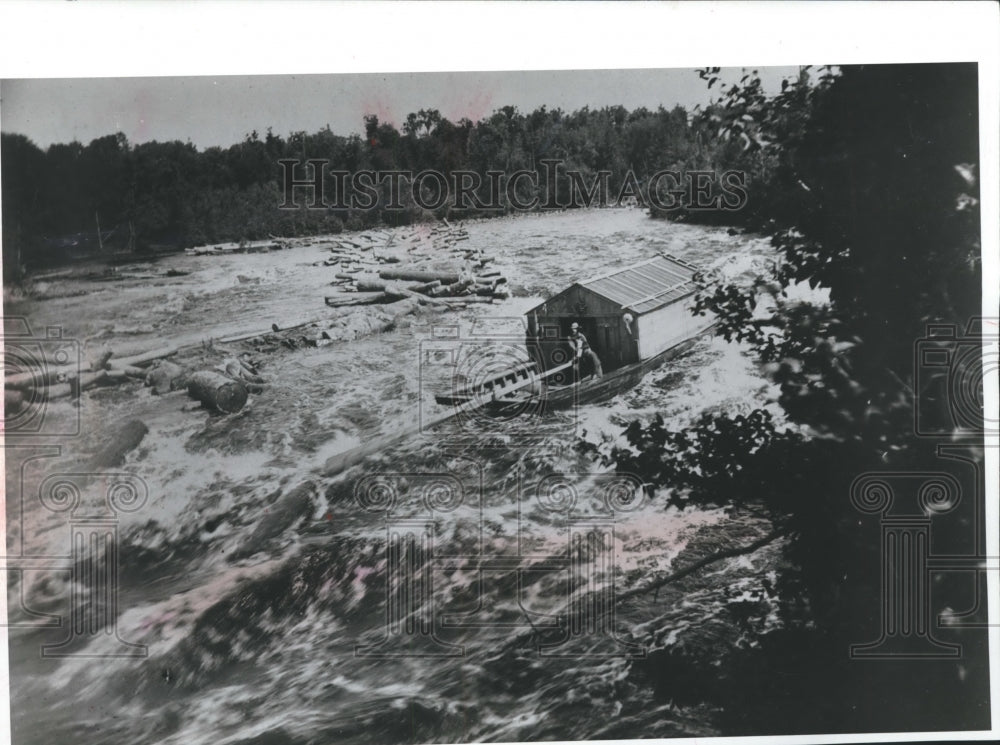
[0,67,801,151]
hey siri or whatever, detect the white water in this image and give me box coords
[6,209,781,744]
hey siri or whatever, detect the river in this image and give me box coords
[5,208,782,744]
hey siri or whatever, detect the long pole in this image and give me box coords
[319,359,577,478]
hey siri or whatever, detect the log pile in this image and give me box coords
[321,220,483,269]
[2,341,265,415]
[2,344,168,403]
[184,237,295,256]
[320,220,509,309]
[174,219,509,310]
[5,220,504,414]
[272,298,420,350]
[187,370,249,413]
[324,268,508,309]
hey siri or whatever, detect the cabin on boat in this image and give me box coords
[525,254,712,375]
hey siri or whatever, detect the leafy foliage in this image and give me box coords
[593,64,986,733]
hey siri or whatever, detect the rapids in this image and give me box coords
[6,208,782,744]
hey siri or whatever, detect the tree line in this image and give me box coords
[2,79,797,277]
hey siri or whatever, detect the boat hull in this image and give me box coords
[437,326,714,415]
[511,333,704,412]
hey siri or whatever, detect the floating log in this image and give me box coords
[90,349,114,372]
[4,365,76,390]
[38,381,76,401]
[456,295,494,304]
[355,279,388,292]
[109,346,178,370]
[84,368,130,389]
[379,268,460,284]
[218,313,346,344]
[89,419,148,469]
[223,359,265,385]
[187,371,249,413]
[236,356,261,378]
[428,279,473,297]
[407,279,441,294]
[301,335,334,348]
[146,361,188,395]
[32,369,134,402]
[325,292,391,307]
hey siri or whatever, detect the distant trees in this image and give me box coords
[3,91,769,275]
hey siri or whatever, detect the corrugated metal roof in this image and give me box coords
[578,254,702,314]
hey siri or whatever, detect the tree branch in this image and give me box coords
[615,528,788,605]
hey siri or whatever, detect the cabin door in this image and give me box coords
[600,321,621,371]
[596,317,627,372]
[565,318,620,374]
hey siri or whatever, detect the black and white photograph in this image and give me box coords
[2,3,998,745]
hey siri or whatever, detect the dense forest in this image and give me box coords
[1,69,804,278]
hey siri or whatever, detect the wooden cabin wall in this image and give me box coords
[526,286,638,373]
[635,296,714,359]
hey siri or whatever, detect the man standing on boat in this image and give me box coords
[569,322,603,380]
